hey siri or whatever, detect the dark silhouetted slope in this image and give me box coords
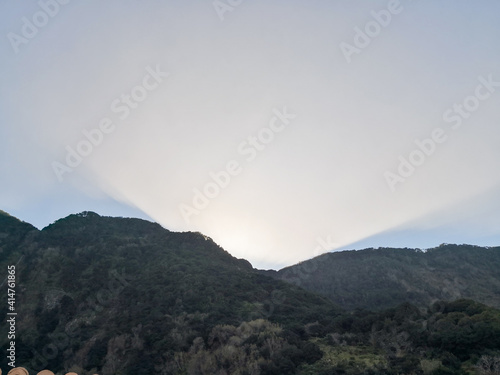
[0,210,38,263]
[2,211,500,375]
[268,244,500,311]
[0,211,340,374]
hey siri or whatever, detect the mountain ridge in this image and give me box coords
[267,244,500,311]
[1,210,500,374]
[0,210,342,374]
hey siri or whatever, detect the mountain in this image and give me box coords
[0,211,340,375]
[0,209,37,254]
[265,245,500,311]
[0,211,499,375]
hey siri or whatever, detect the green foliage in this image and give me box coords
[0,211,340,374]
[274,244,500,311]
[0,210,37,263]
[1,211,499,375]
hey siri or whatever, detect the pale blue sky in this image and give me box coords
[1,1,500,269]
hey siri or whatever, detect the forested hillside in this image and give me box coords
[0,211,499,375]
[267,245,500,311]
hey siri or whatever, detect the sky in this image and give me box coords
[1,0,500,270]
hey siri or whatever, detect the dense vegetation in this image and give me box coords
[267,245,500,311]
[296,298,500,375]
[0,212,339,374]
[0,209,37,259]
[0,211,499,374]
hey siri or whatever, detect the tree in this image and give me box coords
[475,355,500,375]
